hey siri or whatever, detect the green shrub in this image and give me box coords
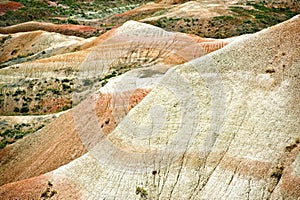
[62,78,70,83]
[47,88,61,95]
[62,84,71,90]
[67,18,79,25]
[0,140,9,149]
[20,106,29,113]
[61,105,71,111]
[136,186,148,199]
[12,89,25,96]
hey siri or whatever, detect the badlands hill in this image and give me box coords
[0,12,299,200]
[0,21,231,186]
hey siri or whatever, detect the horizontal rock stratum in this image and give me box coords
[0,15,299,199]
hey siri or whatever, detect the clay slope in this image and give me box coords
[0,21,230,188]
[1,15,299,199]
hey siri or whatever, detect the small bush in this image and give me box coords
[61,105,71,111]
[12,89,25,96]
[61,78,70,83]
[20,106,29,113]
[0,140,9,149]
[47,88,60,95]
[41,181,57,199]
[136,186,148,199]
[67,18,79,25]
[62,84,71,90]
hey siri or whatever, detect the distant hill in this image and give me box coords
[0,1,299,38]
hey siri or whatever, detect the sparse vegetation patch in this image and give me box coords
[0,121,46,149]
[0,77,74,115]
[0,0,151,28]
[148,1,300,38]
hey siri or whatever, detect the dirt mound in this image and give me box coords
[0,30,97,116]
